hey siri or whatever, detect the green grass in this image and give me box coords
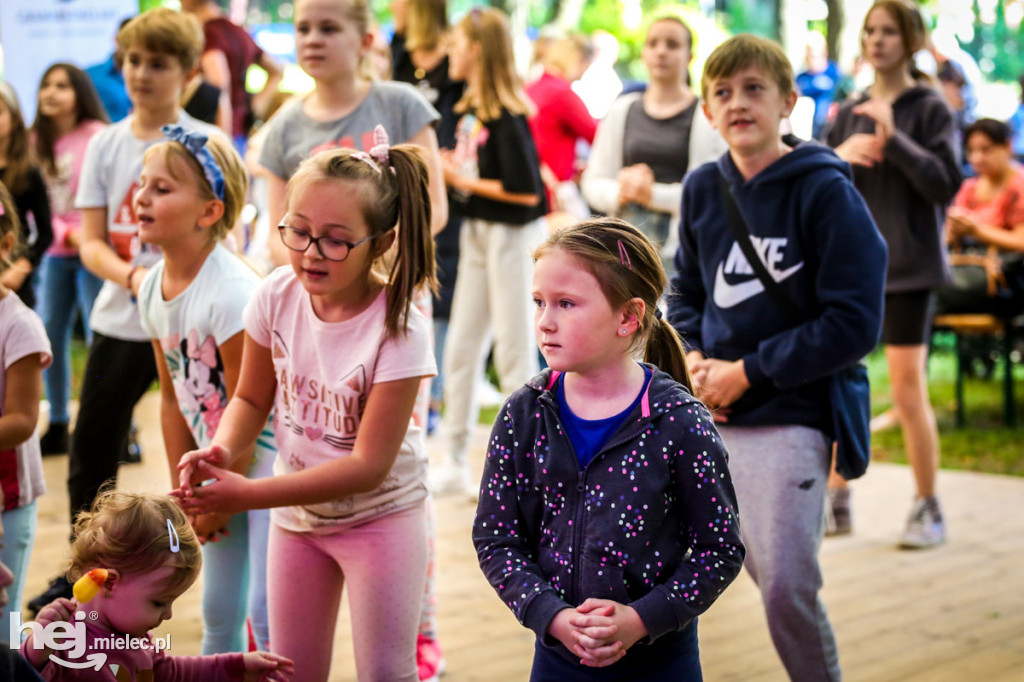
[867,332,1024,477]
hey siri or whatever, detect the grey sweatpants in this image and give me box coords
[717,424,841,682]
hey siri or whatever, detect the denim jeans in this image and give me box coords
[34,254,103,424]
[430,318,449,404]
[0,501,38,638]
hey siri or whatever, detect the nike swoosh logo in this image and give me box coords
[713,261,804,308]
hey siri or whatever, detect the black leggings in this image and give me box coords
[67,332,157,533]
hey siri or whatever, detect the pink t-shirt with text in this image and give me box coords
[243,267,436,532]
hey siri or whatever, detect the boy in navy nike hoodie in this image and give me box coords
[667,36,886,682]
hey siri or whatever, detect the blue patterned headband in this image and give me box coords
[161,125,226,201]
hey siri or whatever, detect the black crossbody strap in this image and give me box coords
[717,172,802,327]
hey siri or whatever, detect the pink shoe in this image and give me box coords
[417,634,445,682]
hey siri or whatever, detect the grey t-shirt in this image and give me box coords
[622,98,697,184]
[259,80,440,181]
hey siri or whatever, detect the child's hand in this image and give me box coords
[173,460,253,515]
[834,133,883,167]
[852,98,896,144]
[548,608,607,666]
[617,164,654,207]
[439,149,467,191]
[695,358,749,411]
[23,598,76,668]
[176,444,232,497]
[241,651,294,681]
[35,597,76,628]
[574,599,648,663]
[191,512,233,544]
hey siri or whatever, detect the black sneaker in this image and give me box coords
[40,422,69,456]
[119,424,143,465]
[26,575,73,618]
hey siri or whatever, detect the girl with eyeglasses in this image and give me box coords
[174,132,439,682]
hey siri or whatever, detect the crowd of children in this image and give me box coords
[0,0,1005,679]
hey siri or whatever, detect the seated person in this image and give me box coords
[938,118,1024,317]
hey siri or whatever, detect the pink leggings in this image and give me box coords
[267,503,428,682]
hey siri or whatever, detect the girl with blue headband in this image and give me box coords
[135,126,278,656]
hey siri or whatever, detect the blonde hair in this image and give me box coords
[0,83,33,196]
[534,218,693,390]
[118,8,204,72]
[68,491,202,596]
[143,134,248,241]
[405,0,448,52]
[701,34,794,100]
[0,181,22,274]
[285,145,438,338]
[541,35,592,79]
[453,8,530,122]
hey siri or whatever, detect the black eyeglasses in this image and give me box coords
[277,225,384,262]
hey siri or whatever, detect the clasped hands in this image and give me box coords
[687,351,750,422]
[548,599,648,667]
[617,164,654,208]
[169,444,254,517]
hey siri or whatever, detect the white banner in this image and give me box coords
[0,0,137,121]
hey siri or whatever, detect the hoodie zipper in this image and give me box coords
[538,393,650,604]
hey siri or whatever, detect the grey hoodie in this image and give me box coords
[825,85,961,292]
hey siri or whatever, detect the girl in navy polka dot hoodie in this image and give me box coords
[473,219,744,680]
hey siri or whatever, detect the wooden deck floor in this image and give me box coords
[23,392,1024,681]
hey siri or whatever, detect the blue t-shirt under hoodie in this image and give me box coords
[556,365,653,468]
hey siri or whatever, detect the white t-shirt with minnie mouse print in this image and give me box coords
[139,244,275,477]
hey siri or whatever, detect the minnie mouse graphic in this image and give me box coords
[179,329,226,436]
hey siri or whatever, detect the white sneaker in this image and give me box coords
[898,496,946,549]
[478,379,506,408]
[429,461,475,498]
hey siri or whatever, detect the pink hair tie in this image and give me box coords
[368,124,391,168]
[617,239,632,270]
[351,125,393,175]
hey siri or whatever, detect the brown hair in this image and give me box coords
[0,83,34,196]
[405,0,448,52]
[117,8,204,73]
[533,218,693,391]
[453,8,531,122]
[648,15,694,51]
[295,0,377,80]
[143,133,248,241]
[285,144,438,338]
[701,34,794,100]
[68,491,202,596]
[32,63,109,177]
[0,181,23,274]
[862,1,928,82]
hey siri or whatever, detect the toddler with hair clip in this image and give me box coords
[21,491,293,680]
